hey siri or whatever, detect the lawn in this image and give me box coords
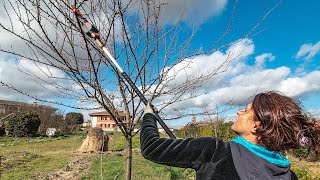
[0,132,194,179]
[84,132,195,180]
[0,132,319,179]
[0,133,85,179]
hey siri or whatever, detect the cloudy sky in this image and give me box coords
[0,0,319,128]
[163,0,320,127]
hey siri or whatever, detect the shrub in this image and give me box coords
[292,147,309,159]
[4,112,41,137]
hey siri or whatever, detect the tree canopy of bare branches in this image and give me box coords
[0,0,279,179]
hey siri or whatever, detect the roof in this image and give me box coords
[88,111,126,117]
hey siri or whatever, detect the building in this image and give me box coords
[179,115,211,130]
[88,111,127,132]
[81,121,92,128]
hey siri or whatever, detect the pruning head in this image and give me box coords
[72,8,100,39]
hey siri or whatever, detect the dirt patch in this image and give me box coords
[48,153,95,180]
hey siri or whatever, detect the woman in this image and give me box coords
[140,91,319,180]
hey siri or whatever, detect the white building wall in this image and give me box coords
[91,117,98,128]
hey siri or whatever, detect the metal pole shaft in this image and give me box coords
[99,40,176,139]
[73,10,176,139]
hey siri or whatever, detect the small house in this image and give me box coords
[88,111,127,132]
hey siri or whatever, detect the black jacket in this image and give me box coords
[140,113,298,180]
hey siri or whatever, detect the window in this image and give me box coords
[101,117,106,120]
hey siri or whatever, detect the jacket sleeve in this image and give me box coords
[140,113,227,169]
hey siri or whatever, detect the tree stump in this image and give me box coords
[78,127,109,153]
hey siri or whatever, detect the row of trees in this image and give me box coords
[175,120,319,162]
[0,111,84,137]
[175,120,237,141]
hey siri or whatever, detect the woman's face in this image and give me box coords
[231,103,259,136]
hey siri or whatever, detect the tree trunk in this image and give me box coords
[214,125,217,137]
[125,136,132,180]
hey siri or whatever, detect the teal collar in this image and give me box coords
[231,136,290,166]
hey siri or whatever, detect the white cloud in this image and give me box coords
[279,71,320,97]
[226,39,255,60]
[193,66,291,106]
[128,0,228,24]
[0,57,79,101]
[154,39,320,117]
[162,38,254,92]
[154,38,255,112]
[0,1,66,54]
[255,53,275,68]
[159,0,227,23]
[295,41,320,60]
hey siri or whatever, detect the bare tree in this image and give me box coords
[0,0,280,179]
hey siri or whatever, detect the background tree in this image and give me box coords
[0,0,277,179]
[215,121,237,141]
[175,120,237,141]
[65,112,84,133]
[66,112,84,125]
[36,112,65,135]
[4,112,41,137]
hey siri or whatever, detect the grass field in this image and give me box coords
[0,132,319,179]
[0,133,85,179]
[0,132,194,179]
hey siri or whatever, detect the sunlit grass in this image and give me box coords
[84,150,195,180]
[0,131,319,179]
[0,133,85,179]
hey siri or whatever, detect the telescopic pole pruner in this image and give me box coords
[72,9,176,139]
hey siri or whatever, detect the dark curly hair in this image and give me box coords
[252,91,319,152]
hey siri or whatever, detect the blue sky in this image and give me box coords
[0,0,319,128]
[163,0,320,127]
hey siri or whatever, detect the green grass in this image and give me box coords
[107,132,141,151]
[0,135,74,147]
[1,131,319,180]
[84,133,195,180]
[83,150,195,180]
[0,133,85,179]
[1,132,193,179]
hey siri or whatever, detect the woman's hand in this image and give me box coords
[144,102,156,115]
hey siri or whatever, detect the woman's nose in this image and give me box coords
[237,109,244,114]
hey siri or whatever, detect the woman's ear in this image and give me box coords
[252,121,261,133]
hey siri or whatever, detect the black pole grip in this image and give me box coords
[121,72,176,139]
